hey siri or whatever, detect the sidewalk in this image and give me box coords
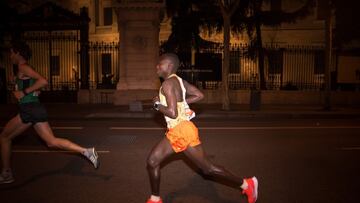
[1,103,360,120]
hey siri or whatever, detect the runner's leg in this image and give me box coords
[33,122,85,152]
[184,144,244,186]
[147,137,175,196]
[0,115,31,169]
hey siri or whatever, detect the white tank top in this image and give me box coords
[159,74,195,128]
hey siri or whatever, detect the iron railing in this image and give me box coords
[1,33,337,92]
[191,43,331,91]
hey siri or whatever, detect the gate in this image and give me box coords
[4,2,90,102]
[24,31,80,91]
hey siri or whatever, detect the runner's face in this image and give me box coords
[156,58,171,78]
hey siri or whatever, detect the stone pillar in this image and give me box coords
[113,1,164,105]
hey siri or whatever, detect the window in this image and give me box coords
[51,55,60,76]
[102,53,112,75]
[268,50,283,74]
[103,7,113,26]
[316,0,327,20]
[314,50,325,74]
[230,51,240,73]
[195,53,222,81]
[95,0,99,26]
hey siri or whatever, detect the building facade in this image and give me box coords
[1,0,359,104]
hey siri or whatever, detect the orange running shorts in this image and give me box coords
[166,120,201,153]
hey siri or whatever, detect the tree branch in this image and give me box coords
[229,0,241,16]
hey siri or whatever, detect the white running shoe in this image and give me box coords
[0,170,14,184]
[84,148,99,169]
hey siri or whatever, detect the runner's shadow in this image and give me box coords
[162,154,242,203]
[163,174,241,203]
[0,155,112,190]
[162,154,238,188]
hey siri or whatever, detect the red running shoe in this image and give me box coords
[242,177,258,203]
[146,198,163,203]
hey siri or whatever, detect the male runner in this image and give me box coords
[146,53,258,203]
[0,41,99,184]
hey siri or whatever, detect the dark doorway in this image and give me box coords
[0,68,7,103]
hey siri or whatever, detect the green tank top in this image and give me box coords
[15,77,40,104]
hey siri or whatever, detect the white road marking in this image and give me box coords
[337,147,360,151]
[109,126,360,130]
[13,150,110,153]
[201,126,360,130]
[2,126,359,131]
[0,126,83,130]
[53,127,83,130]
[109,127,163,130]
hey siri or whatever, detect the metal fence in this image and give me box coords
[88,41,120,89]
[2,34,334,93]
[1,31,80,91]
[25,31,80,91]
[186,43,331,91]
[1,32,120,92]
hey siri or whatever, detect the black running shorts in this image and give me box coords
[18,102,48,124]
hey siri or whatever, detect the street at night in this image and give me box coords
[1,0,360,202]
[1,117,359,203]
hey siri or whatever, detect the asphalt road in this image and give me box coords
[0,117,359,203]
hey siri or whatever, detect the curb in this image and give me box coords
[80,111,360,119]
[1,104,360,120]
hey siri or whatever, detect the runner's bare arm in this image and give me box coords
[19,64,48,94]
[157,80,178,119]
[183,80,204,104]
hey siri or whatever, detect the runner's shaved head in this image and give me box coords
[159,53,180,72]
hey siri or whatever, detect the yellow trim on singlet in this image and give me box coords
[159,74,189,129]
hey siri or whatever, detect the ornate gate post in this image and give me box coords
[113,0,164,105]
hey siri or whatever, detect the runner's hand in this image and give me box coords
[153,96,160,103]
[13,90,41,101]
[13,90,25,100]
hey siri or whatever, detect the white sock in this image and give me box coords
[150,195,161,202]
[240,179,248,190]
[82,148,90,157]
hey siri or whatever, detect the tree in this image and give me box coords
[217,0,242,110]
[163,0,248,110]
[162,0,218,53]
[200,0,314,110]
[319,0,360,110]
[242,0,315,90]
[0,1,19,55]
[332,0,360,47]
[163,0,315,110]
